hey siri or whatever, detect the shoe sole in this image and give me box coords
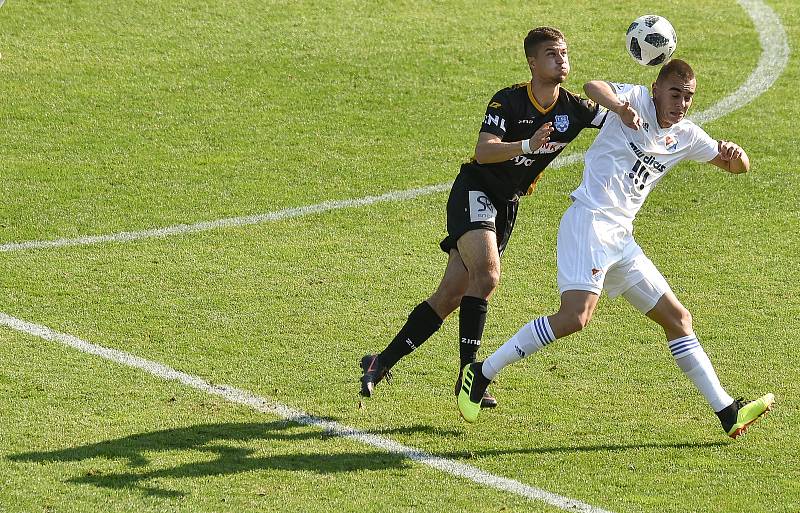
[729,400,774,439]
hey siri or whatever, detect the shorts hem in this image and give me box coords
[440,224,498,254]
[558,283,602,296]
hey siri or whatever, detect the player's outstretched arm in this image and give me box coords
[474,123,553,164]
[709,140,750,174]
[583,81,641,130]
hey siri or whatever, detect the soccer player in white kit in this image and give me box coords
[457,59,774,438]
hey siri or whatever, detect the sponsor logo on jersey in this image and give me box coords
[483,114,506,131]
[591,268,603,281]
[642,122,650,132]
[554,114,570,132]
[512,155,536,167]
[533,141,568,154]
[665,135,678,151]
[518,119,537,124]
[629,142,667,172]
[488,101,502,109]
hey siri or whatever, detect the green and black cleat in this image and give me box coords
[455,367,497,409]
[717,393,775,439]
[457,362,492,422]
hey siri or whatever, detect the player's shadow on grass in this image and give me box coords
[9,421,456,497]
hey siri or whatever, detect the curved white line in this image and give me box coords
[692,0,790,125]
[0,1,790,253]
[0,2,791,511]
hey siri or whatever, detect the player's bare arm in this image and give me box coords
[474,122,554,164]
[583,80,641,130]
[709,140,750,174]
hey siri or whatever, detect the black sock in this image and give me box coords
[379,301,443,369]
[459,295,488,369]
[715,400,739,428]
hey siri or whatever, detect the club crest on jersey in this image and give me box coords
[665,135,678,151]
[554,115,569,132]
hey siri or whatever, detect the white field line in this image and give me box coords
[0,2,788,510]
[0,0,786,254]
[692,0,790,126]
[0,1,788,255]
[0,312,614,513]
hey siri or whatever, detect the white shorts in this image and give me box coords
[556,202,671,313]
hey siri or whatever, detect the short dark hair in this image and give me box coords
[524,27,565,58]
[656,59,695,83]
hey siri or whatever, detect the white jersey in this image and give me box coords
[570,83,719,230]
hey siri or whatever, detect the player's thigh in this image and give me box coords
[456,229,500,277]
[558,289,600,319]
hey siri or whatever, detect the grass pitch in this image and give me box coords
[1,1,798,512]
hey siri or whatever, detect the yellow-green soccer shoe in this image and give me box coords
[457,362,490,423]
[718,393,775,439]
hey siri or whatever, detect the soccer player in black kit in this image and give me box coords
[360,27,607,406]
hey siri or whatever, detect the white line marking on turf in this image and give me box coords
[0,312,614,513]
[0,1,788,254]
[692,0,790,126]
[0,0,786,254]
[0,2,789,509]
[0,184,452,253]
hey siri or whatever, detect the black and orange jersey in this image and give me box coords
[461,82,607,204]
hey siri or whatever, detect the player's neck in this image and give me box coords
[530,78,560,110]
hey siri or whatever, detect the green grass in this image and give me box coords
[1,0,798,512]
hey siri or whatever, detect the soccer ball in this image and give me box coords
[626,15,677,66]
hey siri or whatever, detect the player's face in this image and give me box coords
[530,40,569,84]
[652,75,696,128]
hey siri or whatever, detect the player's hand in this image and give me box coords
[529,122,554,152]
[717,140,744,161]
[615,101,641,130]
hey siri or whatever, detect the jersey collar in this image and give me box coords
[527,82,559,115]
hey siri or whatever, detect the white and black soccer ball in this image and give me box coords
[626,15,677,66]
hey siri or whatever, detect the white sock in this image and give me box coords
[669,334,734,412]
[483,316,555,380]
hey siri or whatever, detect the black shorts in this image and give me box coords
[439,172,519,257]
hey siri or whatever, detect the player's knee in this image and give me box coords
[658,304,693,335]
[574,311,593,331]
[559,310,592,335]
[672,306,693,333]
[483,267,502,293]
[469,266,500,296]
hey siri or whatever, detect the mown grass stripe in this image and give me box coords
[0,311,614,513]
